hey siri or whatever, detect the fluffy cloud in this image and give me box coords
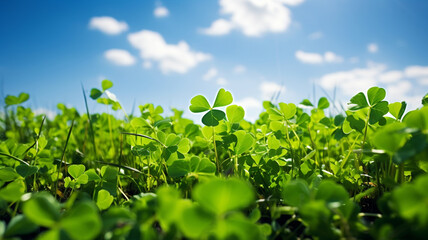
[89,16,128,35]
[200,19,234,36]
[104,49,136,66]
[318,62,385,96]
[281,0,305,6]
[261,81,285,100]
[128,30,211,74]
[295,51,323,64]
[349,57,359,64]
[419,78,428,86]
[385,81,421,110]
[154,6,169,18]
[404,65,428,78]
[324,51,344,63]
[308,31,323,40]
[318,63,426,110]
[203,68,218,81]
[33,108,56,120]
[216,77,228,85]
[295,50,343,64]
[234,64,246,73]
[142,61,153,69]
[386,81,412,100]
[201,0,304,37]
[367,43,378,53]
[379,70,403,83]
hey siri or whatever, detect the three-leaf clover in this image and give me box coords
[348,86,389,124]
[90,80,121,110]
[189,89,233,126]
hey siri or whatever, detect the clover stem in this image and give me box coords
[107,108,116,157]
[285,123,295,176]
[397,162,404,184]
[147,155,151,191]
[234,155,239,176]
[212,127,220,174]
[360,107,371,168]
[55,119,74,199]
[307,124,320,174]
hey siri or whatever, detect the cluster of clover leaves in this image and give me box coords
[189,88,234,126]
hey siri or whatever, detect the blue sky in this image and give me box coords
[1,0,428,121]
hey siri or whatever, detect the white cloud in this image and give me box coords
[234,97,263,121]
[201,0,304,37]
[404,65,428,78]
[260,81,285,100]
[142,61,153,69]
[89,16,128,35]
[200,19,234,36]
[128,30,211,74]
[418,78,428,86]
[203,68,218,81]
[281,0,305,6]
[296,50,343,64]
[104,49,136,66]
[308,31,323,40]
[324,51,343,63]
[318,62,386,96]
[385,81,421,110]
[367,43,378,53]
[349,57,359,64]
[317,62,426,110]
[33,108,56,120]
[216,77,228,85]
[295,51,323,64]
[154,6,169,18]
[234,64,246,73]
[379,70,403,83]
[386,81,412,99]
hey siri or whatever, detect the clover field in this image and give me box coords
[1,80,428,240]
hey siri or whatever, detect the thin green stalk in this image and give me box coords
[285,123,295,176]
[307,124,320,174]
[81,84,98,161]
[94,160,144,174]
[26,115,46,191]
[107,107,116,157]
[24,116,46,154]
[397,163,404,183]
[55,119,74,199]
[121,132,166,148]
[147,155,152,191]
[234,155,239,176]
[375,160,382,196]
[359,108,371,168]
[212,127,220,174]
[337,134,360,175]
[0,152,29,166]
[286,120,304,154]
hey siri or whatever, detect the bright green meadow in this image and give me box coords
[1,80,428,239]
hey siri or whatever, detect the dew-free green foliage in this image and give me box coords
[189,88,233,126]
[4,93,29,106]
[0,83,428,239]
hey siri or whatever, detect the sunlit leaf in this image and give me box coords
[193,178,254,214]
[367,87,386,106]
[101,80,113,91]
[189,95,211,113]
[226,105,245,123]
[212,88,233,108]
